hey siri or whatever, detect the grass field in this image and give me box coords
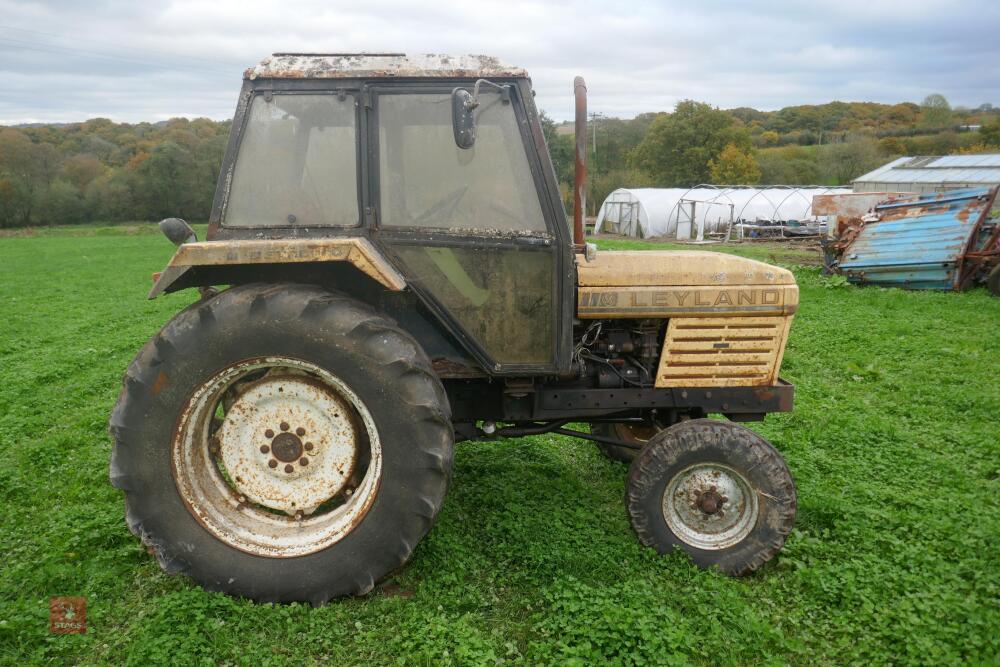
[1,226,998,665]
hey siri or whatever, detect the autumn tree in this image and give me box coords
[820,138,882,185]
[0,129,45,226]
[61,154,106,190]
[920,94,952,128]
[539,110,573,188]
[630,100,751,186]
[708,143,761,184]
[757,146,821,185]
[33,180,84,226]
[878,137,907,156]
[979,118,1000,147]
[758,130,780,147]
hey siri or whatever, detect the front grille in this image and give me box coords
[655,316,791,388]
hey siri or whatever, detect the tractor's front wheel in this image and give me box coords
[626,419,795,575]
[109,284,453,603]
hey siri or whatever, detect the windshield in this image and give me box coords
[378,92,547,233]
[225,93,358,227]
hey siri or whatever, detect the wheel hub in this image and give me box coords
[216,374,358,514]
[270,431,304,462]
[696,487,726,515]
[661,463,758,550]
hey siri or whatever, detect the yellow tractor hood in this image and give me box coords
[576,250,795,287]
[575,250,798,319]
[575,250,799,387]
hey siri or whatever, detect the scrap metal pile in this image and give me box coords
[819,186,1000,293]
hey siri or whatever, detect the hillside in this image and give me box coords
[2,98,998,228]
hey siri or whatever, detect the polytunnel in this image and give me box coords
[595,185,852,239]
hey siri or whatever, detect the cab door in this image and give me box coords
[368,84,570,374]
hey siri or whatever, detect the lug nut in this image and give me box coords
[296,427,305,436]
[284,464,294,473]
[268,459,278,469]
[260,445,270,454]
[265,429,274,438]
[299,457,309,466]
[280,422,289,431]
[304,442,314,451]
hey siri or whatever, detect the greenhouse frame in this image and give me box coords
[594,185,851,240]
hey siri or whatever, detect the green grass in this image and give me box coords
[1,226,998,665]
[589,235,823,266]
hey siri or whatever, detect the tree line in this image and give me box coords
[0,117,229,228]
[542,96,1000,216]
[2,96,999,227]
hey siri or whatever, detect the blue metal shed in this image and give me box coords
[838,186,999,290]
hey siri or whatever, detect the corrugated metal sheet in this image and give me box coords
[853,154,1000,190]
[838,187,998,289]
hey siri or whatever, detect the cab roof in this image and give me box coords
[245,53,528,80]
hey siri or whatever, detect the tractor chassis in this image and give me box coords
[446,379,795,445]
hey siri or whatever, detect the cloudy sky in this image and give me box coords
[1,0,998,124]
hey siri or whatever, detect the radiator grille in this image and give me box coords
[655,316,791,388]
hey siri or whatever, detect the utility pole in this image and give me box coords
[588,111,605,176]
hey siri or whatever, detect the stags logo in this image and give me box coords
[49,597,86,634]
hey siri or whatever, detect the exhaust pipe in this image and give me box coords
[573,76,587,248]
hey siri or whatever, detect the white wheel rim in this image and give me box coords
[661,463,758,551]
[172,357,382,558]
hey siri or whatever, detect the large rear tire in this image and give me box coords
[109,284,453,604]
[626,419,795,576]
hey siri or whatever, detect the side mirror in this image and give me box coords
[159,218,197,246]
[451,88,477,149]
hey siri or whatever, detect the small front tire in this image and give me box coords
[626,419,796,575]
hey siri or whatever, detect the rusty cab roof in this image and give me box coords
[245,53,528,80]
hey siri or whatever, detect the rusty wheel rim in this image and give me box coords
[172,357,382,558]
[661,463,758,551]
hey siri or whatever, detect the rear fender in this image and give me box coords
[149,238,405,298]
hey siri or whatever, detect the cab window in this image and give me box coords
[378,92,547,233]
[225,93,358,228]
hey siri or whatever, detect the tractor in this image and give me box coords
[110,54,798,604]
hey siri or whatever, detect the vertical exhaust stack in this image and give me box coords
[573,76,587,249]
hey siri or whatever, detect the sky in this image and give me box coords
[1,0,998,125]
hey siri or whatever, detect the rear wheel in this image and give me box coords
[109,284,453,603]
[626,419,795,575]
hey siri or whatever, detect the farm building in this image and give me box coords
[853,154,1000,194]
[594,186,850,239]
